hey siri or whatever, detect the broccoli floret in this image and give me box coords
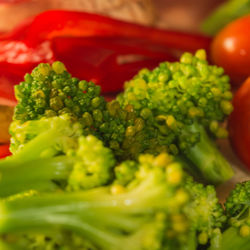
[9,114,82,155]
[0,154,191,250]
[225,181,250,236]
[14,62,104,124]
[11,62,162,160]
[12,62,105,152]
[117,49,234,184]
[114,160,139,186]
[208,181,250,250]
[0,117,115,197]
[183,178,226,246]
[67,135,116,191]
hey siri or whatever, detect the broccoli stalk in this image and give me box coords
[185,123,233,183]
[0,156,74,197]
[0,166,189,250]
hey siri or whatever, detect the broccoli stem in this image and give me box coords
[0,187,158,250]
[184,123,234,184]
[9,128,63,163]
[0,156,74,197]
[208,227,250,250]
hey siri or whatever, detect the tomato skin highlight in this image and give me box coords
[211,15,250,85]
[228,77,250,169]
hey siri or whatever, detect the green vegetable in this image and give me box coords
[209,181,250,250]
[118,49,234,184]
[0,116,115,197]
[11,62,159,160]
[225,181,250,236]
[0,56,242,249]
[0,153,225,250]
[201,0,250,35]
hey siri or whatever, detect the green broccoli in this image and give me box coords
[11,61,160,160]
[0,152,227,250]
[225,181,250,233]
[12,62,104,153]
[0,116,115,197]
[0,154,190,250]
[9,114,82,155]
[183,178,226,246]
[208,181,250,250]
[117,49,234,184]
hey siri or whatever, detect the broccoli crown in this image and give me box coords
[225,181,250,237]
[67,135,116,190]
[14,62,104,123]
[118,49,233,151]
[183,178,226,245]
[12,62,164,160]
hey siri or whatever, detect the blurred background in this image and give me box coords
[0,0,225,32]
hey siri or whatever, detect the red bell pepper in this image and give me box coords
[0,144,10,159]
[25,10,211,52]
[0,34,177,104]
[0,10,212,107]
[51,36,176,92]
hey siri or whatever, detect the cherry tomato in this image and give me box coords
[211,15,250,85]
[228,77,250,169]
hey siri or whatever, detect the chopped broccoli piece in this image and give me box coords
[225,181,250,236]
[208,181,250,250]
[11,62,161,160]
[118,49,234,183]
[0,152,227,250]
[67,135,116,191]
[0,117,115,197]
[0,154,190,250]
[9,114,82,155]
[184,178,226,246]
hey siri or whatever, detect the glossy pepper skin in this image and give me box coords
[25,10,211,52]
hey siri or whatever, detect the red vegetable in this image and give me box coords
[51,36,175,92]
[0,144,10,159]
[25,10,211,52]
[211,15,250,85]
[0,10,211,106]
[228,77,250,169]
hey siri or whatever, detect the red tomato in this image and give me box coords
[228,77,250,169]
[211,15,250,85]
